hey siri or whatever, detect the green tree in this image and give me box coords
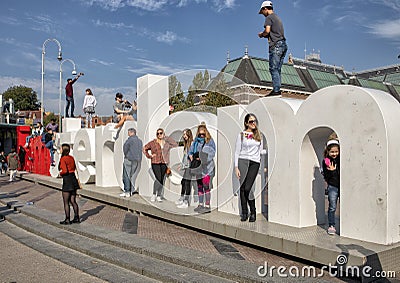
[2,85,40,111]
[185,70,211,110]
[204,75,237,112]
[169,75,185,113]
[43,112,58,129]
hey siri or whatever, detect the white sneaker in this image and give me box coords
[156,196,163,202]
[119,192,127,197]
[177,202,188,208]
[150,195,156,202]
[175,198,184,205]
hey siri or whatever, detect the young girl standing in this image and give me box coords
[321,139,340,235]
[176,129,194,208]
[234,114,263,222]
[82,88,97,128]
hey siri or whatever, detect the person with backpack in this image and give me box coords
[7,148,19,182]
[234,114,263,222]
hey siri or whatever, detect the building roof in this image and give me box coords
[220,53,400,101]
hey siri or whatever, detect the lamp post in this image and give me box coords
[41,38,62,125]
[59,59,77,132]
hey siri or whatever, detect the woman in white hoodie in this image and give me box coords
[82,88,97,128]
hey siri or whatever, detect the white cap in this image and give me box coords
[259,1,273,13]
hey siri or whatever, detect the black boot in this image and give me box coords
[240,213,248,222]
[60,219,71,225]
[249,214,256,222]
[72,216,80,223]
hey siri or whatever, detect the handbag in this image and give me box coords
[189,152,207,176]
[84,106,95,113]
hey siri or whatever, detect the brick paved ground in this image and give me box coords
[0,175,355,282]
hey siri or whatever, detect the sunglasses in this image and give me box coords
[157,132,164,135]
[198,133,206,137]
[248,120,257,124]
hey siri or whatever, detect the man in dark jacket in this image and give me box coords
[121,128,143,197]
[65,72,83,117]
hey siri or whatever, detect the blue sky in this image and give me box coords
[0,0,399,115]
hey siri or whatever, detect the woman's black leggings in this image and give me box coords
[152,163,167,196]
[238,159,260,215]
[62,191,79,220]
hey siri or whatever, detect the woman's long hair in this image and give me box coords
[61,143,70,157]
[196,124,212,143]
[183,129,193,151]
[244,113,262,142]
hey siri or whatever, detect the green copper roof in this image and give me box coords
[281,64,305,87]
[251,58,271,81]
[308,69,342,89]
[357,78,389,92]
[385,72,400,85]
[368,75,385,82]
[223,59,241,82]
[251,58,304,87]
[392,84,400,95]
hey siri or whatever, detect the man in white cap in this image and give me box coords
[258,1,287,96]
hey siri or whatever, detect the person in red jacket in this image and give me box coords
[58,143,80,224]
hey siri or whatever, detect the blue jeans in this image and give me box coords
[66,96,75,117]
[123,159,140,194]
[327,185,339,227]
[45,140,54,163]
[269,40,288,92]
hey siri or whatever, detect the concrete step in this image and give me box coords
[4,201,276,282]
[0,220,161,283]
[0,203,240,283]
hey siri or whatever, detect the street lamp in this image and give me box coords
[59,59,77,132]
[41,38,62,125]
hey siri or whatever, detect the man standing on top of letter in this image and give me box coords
[258,1,287,96]
[65,72,83,118]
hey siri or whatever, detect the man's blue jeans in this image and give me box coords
[123,159,140,194]
[269,40,288,92]
[45,140,54,163]
[327,185,339,227]
[66,96,75,117]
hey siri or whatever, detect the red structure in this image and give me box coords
[16,125,30,171]
[25,136,51,176]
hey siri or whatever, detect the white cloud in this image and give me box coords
[367,19,400,39]
[379,0,400,12]
[125,58,186,75]
[26,14,60,35]
[212,0,235,12]
[90,58,115,66]
[82,0,235,12]
[83,0,168,11]
[0,16,21,26]
[93,19,189,44]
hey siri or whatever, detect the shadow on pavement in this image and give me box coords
[80,205,106,222]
